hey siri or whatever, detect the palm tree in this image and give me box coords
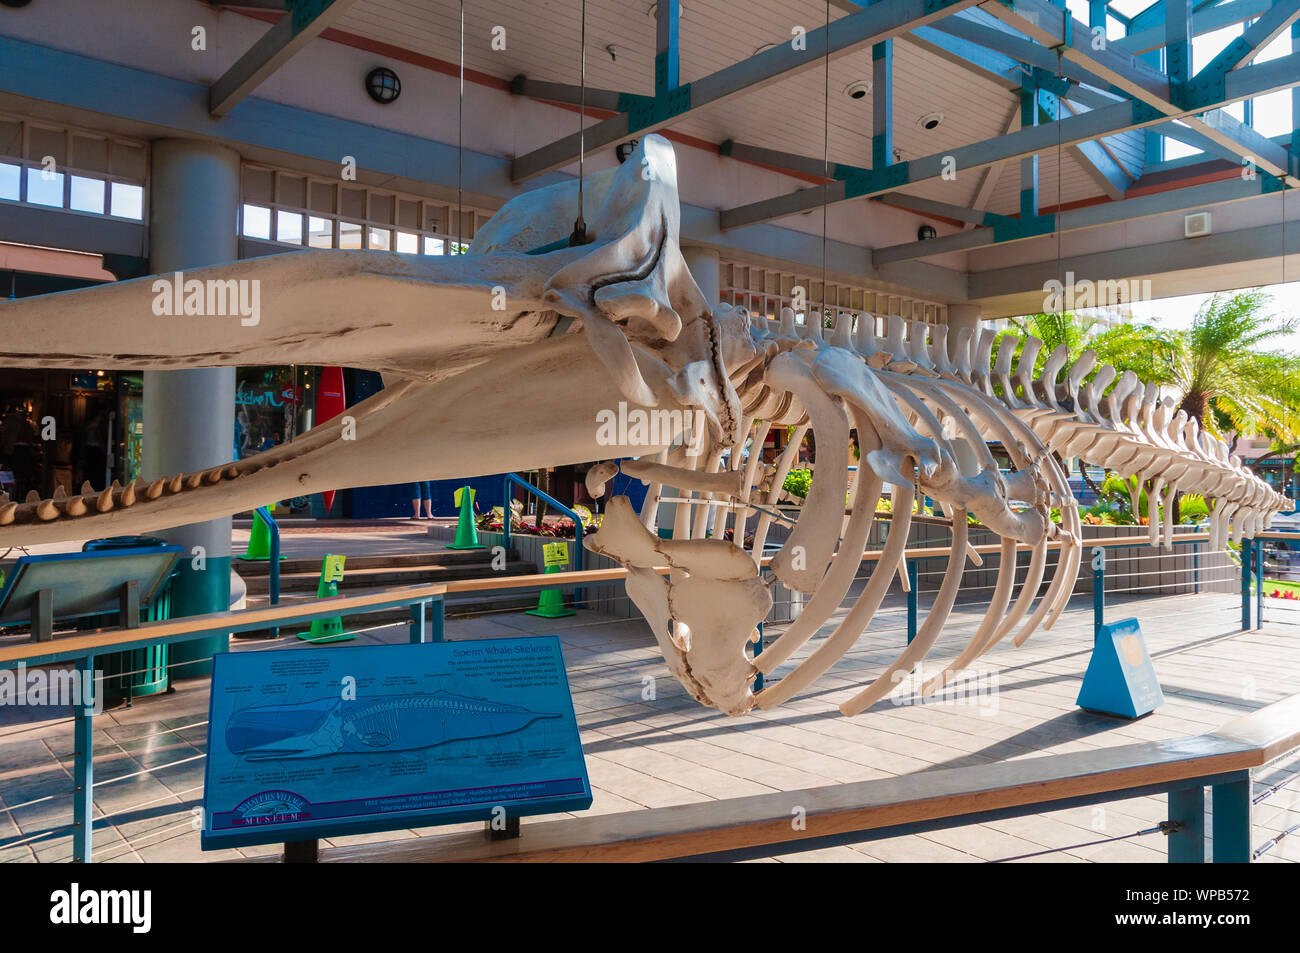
[1091,290,1300,449]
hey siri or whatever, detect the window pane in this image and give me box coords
[422,236,445,255]
[26,168,64,207]
[338,221,363,249]
[395,231,419,254]
[307,216,333,248]
[367,227,390,250]
[111,182,144,220]
[241,203,271,239]
[1251,90,1291,138]
[276,210,303,244]
[70,175,105,214]
[0,163,18,201]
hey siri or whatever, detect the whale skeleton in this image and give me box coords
[0,135,1285,717]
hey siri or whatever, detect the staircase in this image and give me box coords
[235,547,541,628]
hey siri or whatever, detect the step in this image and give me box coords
[239,560,538,595]
[234,548,519,576]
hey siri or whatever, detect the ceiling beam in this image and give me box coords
[509,0,983,182]
[1198,0,1300,72]
[1115,0,1274,54]
[209,0,361,116]
[978,0,1171,105]
[980,0,1300,186]
[874,174,1282,265]
[509,76,647,113]
[718,50,1300,228]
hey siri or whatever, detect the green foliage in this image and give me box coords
[783,467,813,499]
[875,496,933,516]
[1178,492,1209,523]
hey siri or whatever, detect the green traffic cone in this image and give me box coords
[297,554,356,643]
[526,563,576,618]
[446,486,486,550]
[241,507,281,561]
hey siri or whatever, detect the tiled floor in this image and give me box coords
[2,580,1299,863]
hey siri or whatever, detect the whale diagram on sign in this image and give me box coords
[225,690,560,761]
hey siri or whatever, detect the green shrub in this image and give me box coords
[783,468,813,499]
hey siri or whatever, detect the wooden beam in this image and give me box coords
[209,0,362,116]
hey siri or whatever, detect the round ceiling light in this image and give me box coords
[365,66,402,105]
[918,112,944,131]
[845,80,872,100]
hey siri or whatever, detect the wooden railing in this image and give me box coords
[248,692,1300,864]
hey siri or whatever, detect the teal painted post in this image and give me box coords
[1241,539,1252,630]
[1211,773,1253,863]
[1167,785,1206,862]
[753,566,766,691]
[906,559,918,644]
[429,596,445,643]
[408,600,426,643]
[1256,537,1264,627]
[1092,547,1105,640]
[72,653,95,863]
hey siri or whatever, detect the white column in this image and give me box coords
[145,139,240,674]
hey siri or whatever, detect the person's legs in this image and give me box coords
[409,483,422,519]
[420,481,434,518]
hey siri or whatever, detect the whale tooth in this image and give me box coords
[25,490,39,504]
[81,481,94,495]
[36,498,58,520]
[96,486,115,512]
[224,465,240,480]
[185,472,204,490]
[147,479,166,499]
[53,485,67,501]
[167,474,184,494]
[120,482,137,507]
[0,502,15,525]
[64,496,87,516]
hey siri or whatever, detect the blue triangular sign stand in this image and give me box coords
[1077,617,1164,719]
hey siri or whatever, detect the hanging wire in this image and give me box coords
[456,0,465,255]
[821,0,831,325]
[570,0,590,246]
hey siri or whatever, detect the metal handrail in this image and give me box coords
[504,472,585,605]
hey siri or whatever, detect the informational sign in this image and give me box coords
[542,541,570,568]
[1076,617,1164,719]
[201,638,591,849]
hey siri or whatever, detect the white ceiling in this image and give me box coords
[334,0,1111,211]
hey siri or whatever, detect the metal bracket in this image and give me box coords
[627,83,692,134]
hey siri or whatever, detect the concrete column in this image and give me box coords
[946,303,982,341]
[682,244,721,306]
[145,139,240,676]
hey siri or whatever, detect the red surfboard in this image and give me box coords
[317,366,346,513]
